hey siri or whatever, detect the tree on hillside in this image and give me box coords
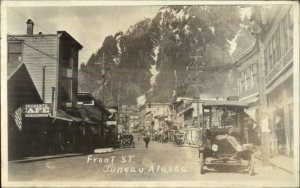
[152,5,241,102]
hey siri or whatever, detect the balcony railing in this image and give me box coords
[239,85,259,100]
[265,47,293,86]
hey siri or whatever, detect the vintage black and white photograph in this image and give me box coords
[1,0,299,187]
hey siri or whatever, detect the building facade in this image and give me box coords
[7,19,110,159]
[234,5,294,157]
[138,103,171,136]
[261,5,294,156]
[173,97,202,145]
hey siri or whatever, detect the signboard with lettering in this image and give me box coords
[106,121,117,125]
[23,104,51,117]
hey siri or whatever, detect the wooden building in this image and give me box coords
[233,5,294,157]
[7,19,110,159]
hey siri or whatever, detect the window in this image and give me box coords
[286,79,293,99]
[252,64,258,85]
[268,41,273,69]
[8,42,22,64]
[69,57,74,69]
[264,47,268,75]
[246,67,251,89]
[288,7,293,47]
[240,71,245,92]
[275,29,281,62]
[282,15,289,53]
[63,78,73,101]
[272,36,276,66]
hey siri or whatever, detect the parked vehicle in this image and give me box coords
[121,134,135,148]
[174,133,185,146]
[198,100,255,176]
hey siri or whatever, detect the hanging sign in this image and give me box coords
[23,104,52,117]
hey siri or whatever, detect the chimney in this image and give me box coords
[26,19,34,35]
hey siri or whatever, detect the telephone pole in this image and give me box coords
[189,55,204,131]
[101,53,106,105]
[100,52,106,146]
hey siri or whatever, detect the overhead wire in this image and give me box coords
[9,7,55,34]
[8,34,59,61]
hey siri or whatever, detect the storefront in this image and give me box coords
[267,76,293,156]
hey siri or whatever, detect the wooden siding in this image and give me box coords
[17,35,59,104]
[57,37,80,108]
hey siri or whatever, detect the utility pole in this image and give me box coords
[101,53,106,105]
[100,52,106,147]
[42,65,46,102]
[256,37,270,166]
[190,55,204,130]
[249,7,270,166]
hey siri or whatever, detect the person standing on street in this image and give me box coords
[144,135,150,148]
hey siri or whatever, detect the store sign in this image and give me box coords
[23,104,51,117]
[106,121,117,125]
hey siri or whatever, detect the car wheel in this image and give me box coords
[199,152,205,174]
[249,152,255,176]
[249,160,255,176]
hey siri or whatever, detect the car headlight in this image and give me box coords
[212,144,218,152]
[236,145,242,152]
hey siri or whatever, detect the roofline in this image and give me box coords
[232,40,258,66]
[7,63,25,80]
[8,31,83,50]
[8,34,58,37]
[57,31,83,49]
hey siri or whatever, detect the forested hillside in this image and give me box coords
[79,5,254,106]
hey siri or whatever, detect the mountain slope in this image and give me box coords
[79,5,243,105]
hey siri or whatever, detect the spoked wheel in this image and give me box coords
[199,152,205,174]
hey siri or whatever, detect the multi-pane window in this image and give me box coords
[288,7,293,48]
[240,63,258,92]
[264,49,268,75]
[8,42,22,64]
[272,36,276,67]
[275,29,281,62]
[282,15,289,53]
[263,6,294,76]
[246,67,251,89]
[268,41,273,69]
[282,7,293,54]
[252,63,258,85]
[240,71,245,92]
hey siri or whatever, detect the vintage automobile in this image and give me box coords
[174,133,185,146]
[198,100,255,176]
[121,134,135,148]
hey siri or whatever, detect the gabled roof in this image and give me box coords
[7,62,24,80]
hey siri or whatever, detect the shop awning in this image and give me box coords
[51,109,83,122]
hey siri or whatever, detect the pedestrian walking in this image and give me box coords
[144,135,150,148]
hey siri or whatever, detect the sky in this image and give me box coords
[6,6,161,64]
